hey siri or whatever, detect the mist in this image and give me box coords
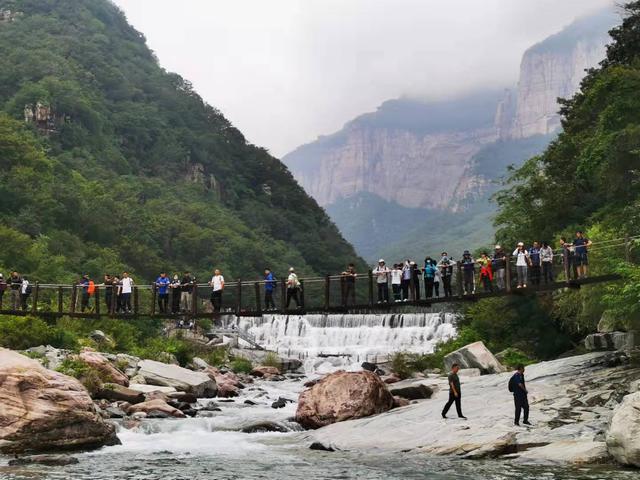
[113,0,614,157]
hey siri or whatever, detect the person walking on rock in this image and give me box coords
[509,364,531,426]
[442,363,466,419]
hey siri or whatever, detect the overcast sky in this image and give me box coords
[112,0,614,157]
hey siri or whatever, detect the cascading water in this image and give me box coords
[234,312,457,371]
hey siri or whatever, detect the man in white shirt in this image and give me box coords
[120,272,134,313]
[373,259,390,303]
[209,269,225,313]
[286,267,301,309]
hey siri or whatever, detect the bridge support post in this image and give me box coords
[133,287,139,316]
[324,275,330,310]
[254,282,262,315]
[95,286,100,316]
[151,284,157,316]
[71,285,77,314]
[192,284,198,317]
[235,279,242,316]
[368,270,374,307]
[300,280,305,310]
[58,286,63,314]
[111,287,117,317]
[31,282,39,314]
[456,262,464,298]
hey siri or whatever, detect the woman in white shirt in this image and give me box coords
[120,272,134,313]
[391,264,402,302]
[512,243,530,289]
[209,269,225,313]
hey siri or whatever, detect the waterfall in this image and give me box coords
[234,312,457,370]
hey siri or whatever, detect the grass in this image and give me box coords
[229,356,253,374]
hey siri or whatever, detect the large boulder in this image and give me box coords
[205,367,241,398]
[127,399,186,418]
[389,382,433,400]
[78,349,129,387]
[295,370,394,429]
[95,384,144,404]
[0,348,119,454]
[443,341,505,374]
[251,366,281,379]
[137,360,217,397]
[606,392,640,467]
[585,332,633,352]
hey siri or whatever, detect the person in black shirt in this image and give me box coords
[180,272,194,312]
[341,263,357,306]
[103,274,114,314]
[442,363,466,419]
[511,364,531,426]
[9,271,22,310]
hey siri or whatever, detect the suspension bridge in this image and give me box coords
[0,235,631,321]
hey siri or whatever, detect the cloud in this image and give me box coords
[113,0,614,156]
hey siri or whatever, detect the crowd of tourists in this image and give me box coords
[0,231,592,313]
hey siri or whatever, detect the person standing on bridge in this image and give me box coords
[286,267,301,309]
[529,241,542,286]
[209,269,225,312]
[341,263,357,306]
[391,263,402,302]
[9,271,22,310]
[423,257,436,298]
[80,275,91,312]
[20,276,31,311]
[155,272,171,313]
[513,243,530,289]
[373,259,390,304]
[0,274,6,309]
[573,231,592,279]
[442,363,466,419]
[477,252,493,293]
[559,237,574,282]
[120,272,134,313]
[492,245,507,290]
[433,260,442,297]
[264,268,277,310]
[401,260,411,301]
[437,254,454,298]
[103,274,114,314]
[180,271,194,312]
[540,241,554,284]
[461,251,475,295]
[509,364,531,426]
[170,274,181,314]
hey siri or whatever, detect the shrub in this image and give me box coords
[496,348,535,369]
[56,357,103,395]
[230,356,252,374]
[133,336,196,366]
[261,351,280,368]
[0,316,76,350]
[389,351,440,379]
[207,347,229,367]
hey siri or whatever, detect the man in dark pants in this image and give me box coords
[511,364,531,426]
[341,263,357,306]
[442,363,466,419]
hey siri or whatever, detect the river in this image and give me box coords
[0,313,637,479]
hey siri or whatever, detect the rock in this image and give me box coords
[128,384,177,395]
[167,392,198,404]
[295,370,395,429]
[389,383,433,400]
[105,406,127,419]
[271,397,293,409]
[309,442,334,452]
[241,421,291,433]
[585,332,633,352]
[156,352,179,365]
[393,396,410,408]
[205,367,240,398]
[279,358,303,372]
[597,312,626,333]
[96,384,144,404]
[199,400,221,411]
[192,357,210,370]
[130,374,146,384]
[89,330,114,347]
[244,399,257,405]
[0,348,119,454]
[517,440,611,465]
[458,368,481,377]
[361,362,377,372]
[382,375,401,384]
[606,391,640,467]
[137,360,217,397]
[252,366,281,378]
[115,353,140,369]
[78,349,129,387]
[443,341,505,374]
[127,399,186,418]
[131,412,147,420]
[8,454,79,466]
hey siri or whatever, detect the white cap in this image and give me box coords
[495,245,501,249]
[517,242,524,247]
[378,259,385,263]
[289,267,295,272]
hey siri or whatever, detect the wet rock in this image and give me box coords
[199,400,221,411]
[271,397,294,409]
[279,358,303,372]
[606,391,640,467]
[127,399,186,418]
[585,332,633,352]
[128,384,176,395]
[443,341,505,374]
[517,440,611,465]
[131,412,147,420]
[137,360,217,397]
[205,367,240,398]
[130,374,146,384]
[0,348,119,454]
[168,392,198,404]
[78,349,129,387]
[96,384,144,404]
[244,399,257,405]
[309,442,334,452]
[252,366,281,378]
[105,406,127,419]
[393,396,410,408]
[389,383,433,400]
[296,370,395,429]
[8,454,79,466]
[382,375,401,384]
[361,362,377,372]
[241,421,290,433]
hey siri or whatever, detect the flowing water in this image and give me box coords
[0,313,636,479]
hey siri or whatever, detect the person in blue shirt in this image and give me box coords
[423,257,436,298]
[529,241,542,286]
[573,231,592,279]
[510,364,531,426]
[155,272,171,314]
[264,268,276,310]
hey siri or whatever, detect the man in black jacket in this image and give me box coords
[511,364,531,426]
[9,271,22,310]
[442,363,467,419]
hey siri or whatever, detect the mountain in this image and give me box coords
[284,7,618,262]
[0,0,364,283]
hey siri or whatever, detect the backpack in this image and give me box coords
[25,284,33,295]
[508,373,517,393]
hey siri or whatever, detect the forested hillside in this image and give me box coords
[0,0,364,283]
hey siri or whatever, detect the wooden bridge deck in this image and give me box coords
[0,274,621,321]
